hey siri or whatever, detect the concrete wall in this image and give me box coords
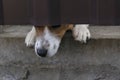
[0,26,120,80]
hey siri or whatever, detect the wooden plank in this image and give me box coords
[1,0,120,25]
[0,0,3,24]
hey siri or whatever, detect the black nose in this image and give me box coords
[37,49,47,57]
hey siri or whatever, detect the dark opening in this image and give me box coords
[48,0,61,25]
[115,0,120,25]
[0,0,3,24]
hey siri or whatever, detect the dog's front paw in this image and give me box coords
[25,27,36,47]
[73,24,91,43]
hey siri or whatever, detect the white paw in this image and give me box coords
[25,27,36,47]
[73,24,91,43]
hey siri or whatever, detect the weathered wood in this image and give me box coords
[0,0,3,24]
[1,0,120,25]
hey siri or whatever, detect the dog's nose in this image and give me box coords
[37,49,47,57]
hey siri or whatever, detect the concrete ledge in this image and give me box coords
[90,26,120,39]
[0,36,120,80]
[1,26,120,80]
[0,26,31,38]
[0,26,120,39]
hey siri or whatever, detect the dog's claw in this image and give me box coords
[73,24,91,43]
[25,41,34,47]
[25,36,35,47]
[25,27,36,47]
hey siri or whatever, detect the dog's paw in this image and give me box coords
[25,27,36,47]
[73,24,91,43]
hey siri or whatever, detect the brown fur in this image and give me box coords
[35,24,74,38]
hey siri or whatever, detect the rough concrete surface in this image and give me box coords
[0,65,28,80]
[28,68,60,80]
[0,26,120,80]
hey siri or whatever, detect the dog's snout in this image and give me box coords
[37,49,47,57]
[43,40,50,49]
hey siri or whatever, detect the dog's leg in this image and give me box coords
[25,26,36,47]
[72,24,91,43]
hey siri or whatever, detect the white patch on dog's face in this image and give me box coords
[35,27,61,57]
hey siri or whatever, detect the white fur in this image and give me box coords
[73,24,91,43]
[25,24,91,57]
[35,27,61,57]
[25,26,36,47]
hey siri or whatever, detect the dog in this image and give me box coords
[25,24,90,57]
